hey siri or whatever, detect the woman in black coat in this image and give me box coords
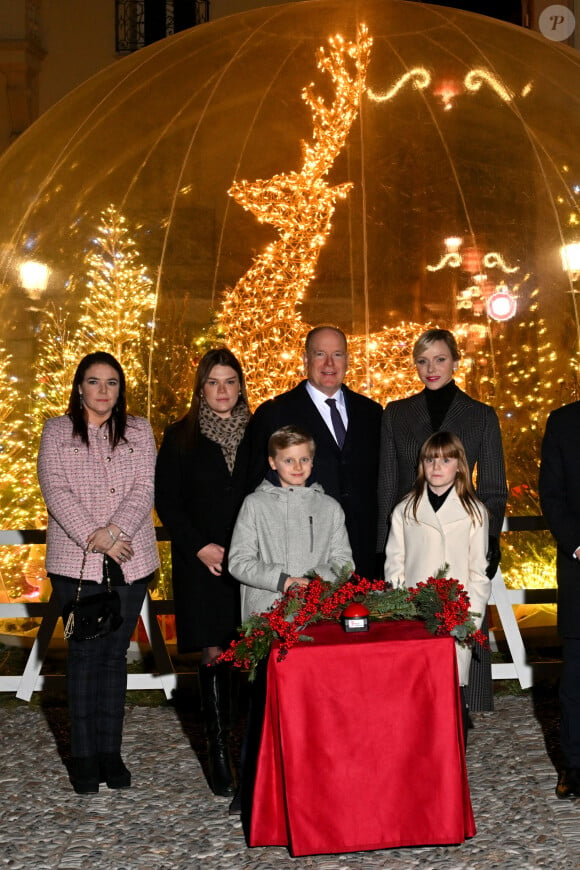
[155,347,251,797]
[378,328,508,713]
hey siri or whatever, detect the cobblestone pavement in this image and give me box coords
[1,692,579,870]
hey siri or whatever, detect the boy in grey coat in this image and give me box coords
[227,425,352,819]
[229,425,353,621]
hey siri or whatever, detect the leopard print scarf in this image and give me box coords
[198,398,250,473]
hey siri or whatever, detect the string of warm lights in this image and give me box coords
[490,285,561,589]
[214,26,373,403]
[32,205,156,423]
[426,252,464,272]
[463,69,514,103]
[76,204,155,401]
[482,252,519,273]
[0,344,46,599]
[366,67,431,103]
[34,306,84,424]
[214,28,438,407]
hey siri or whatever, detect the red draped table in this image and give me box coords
[249,620,475,857]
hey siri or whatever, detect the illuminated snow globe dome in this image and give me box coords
[1,0,580,535]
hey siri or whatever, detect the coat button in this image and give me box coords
[106,456,111,462]
[110,488,116,493]
[128,447,134,453]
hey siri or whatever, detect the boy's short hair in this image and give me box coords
[267,425,316,458]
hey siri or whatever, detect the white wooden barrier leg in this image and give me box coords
[136,592,176,700]
[16,593,61,701]
[490,570,533,690]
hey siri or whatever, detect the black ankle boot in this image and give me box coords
[70,756,99,794]
[198,664,236,797]
[98,753,131,789]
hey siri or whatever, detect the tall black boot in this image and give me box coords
[198,663,236,797]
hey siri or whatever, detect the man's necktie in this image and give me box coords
[325,398,347,449]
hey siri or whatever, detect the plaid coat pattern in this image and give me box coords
[38,414,160,583]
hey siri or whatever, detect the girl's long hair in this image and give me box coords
[174,347,249,444]
[67,351,127,448]
[405,431,485,525]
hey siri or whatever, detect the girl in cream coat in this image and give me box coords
[385,431,490,687]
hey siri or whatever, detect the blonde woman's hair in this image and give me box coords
[412,328,460,363]
[405,431,485,525]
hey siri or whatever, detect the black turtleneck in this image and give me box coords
[427,484,454,513]
[424,379,459,432]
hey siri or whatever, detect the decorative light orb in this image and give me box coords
[487,289,517,322]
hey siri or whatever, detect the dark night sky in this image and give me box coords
[408,0,523,25]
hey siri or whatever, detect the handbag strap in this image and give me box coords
[73,550,113,602]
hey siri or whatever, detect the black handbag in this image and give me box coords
[63,552,123,641]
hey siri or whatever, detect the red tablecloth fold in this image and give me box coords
[250,619,475,856]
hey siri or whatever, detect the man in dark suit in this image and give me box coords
[539,401,580,799]
[248,326,382,579]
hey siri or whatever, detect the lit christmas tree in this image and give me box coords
[0,344,45,599]
[74,204,156,412]
[31,206,156,446]
[33,305,83,423]
[0,346,33,523]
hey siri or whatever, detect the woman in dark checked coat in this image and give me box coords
[377,329,507,713]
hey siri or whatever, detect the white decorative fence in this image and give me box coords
[0,518,558,699]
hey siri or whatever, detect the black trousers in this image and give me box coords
[51,575,149,757]
[560,637,580,768]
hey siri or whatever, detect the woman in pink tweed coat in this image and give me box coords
[37,351,159,795]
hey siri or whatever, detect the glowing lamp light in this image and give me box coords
[487,289,517,321]
[19,260,50,300]
[444,236,463,253]
[561,242,580,278]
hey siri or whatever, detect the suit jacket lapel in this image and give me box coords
[407,393,433,450]
[440,388,469,429]
[340,385,366,452]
